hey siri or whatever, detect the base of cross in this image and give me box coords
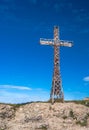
[48,98,64,104]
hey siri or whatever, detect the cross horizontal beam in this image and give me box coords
[40,38,73,47]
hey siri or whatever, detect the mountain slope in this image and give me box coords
[0,102,89,130]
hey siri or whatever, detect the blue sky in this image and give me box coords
[0,0,89,103]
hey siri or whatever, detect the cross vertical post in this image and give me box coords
[40,26,73,104]
[50,26,63,104]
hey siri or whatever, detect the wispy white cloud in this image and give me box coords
[83,76,89,82]
[0,85,32,90]
[0,90,49,104]
[0,91,33,103]
[0,85,49,103]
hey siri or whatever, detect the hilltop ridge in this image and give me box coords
[0,102,89,130]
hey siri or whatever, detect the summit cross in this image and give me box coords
[40,26,73,103]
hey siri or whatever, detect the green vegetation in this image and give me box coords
[65,100,89,107]
[69,110,77,120]
[48,98,64,103]
[0,99,89,107]
[0,102,33,107]
[76,113,89,126]
[69,110,75,118]
[76,120,87,126]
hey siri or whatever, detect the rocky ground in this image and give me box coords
[0,102,89,130]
